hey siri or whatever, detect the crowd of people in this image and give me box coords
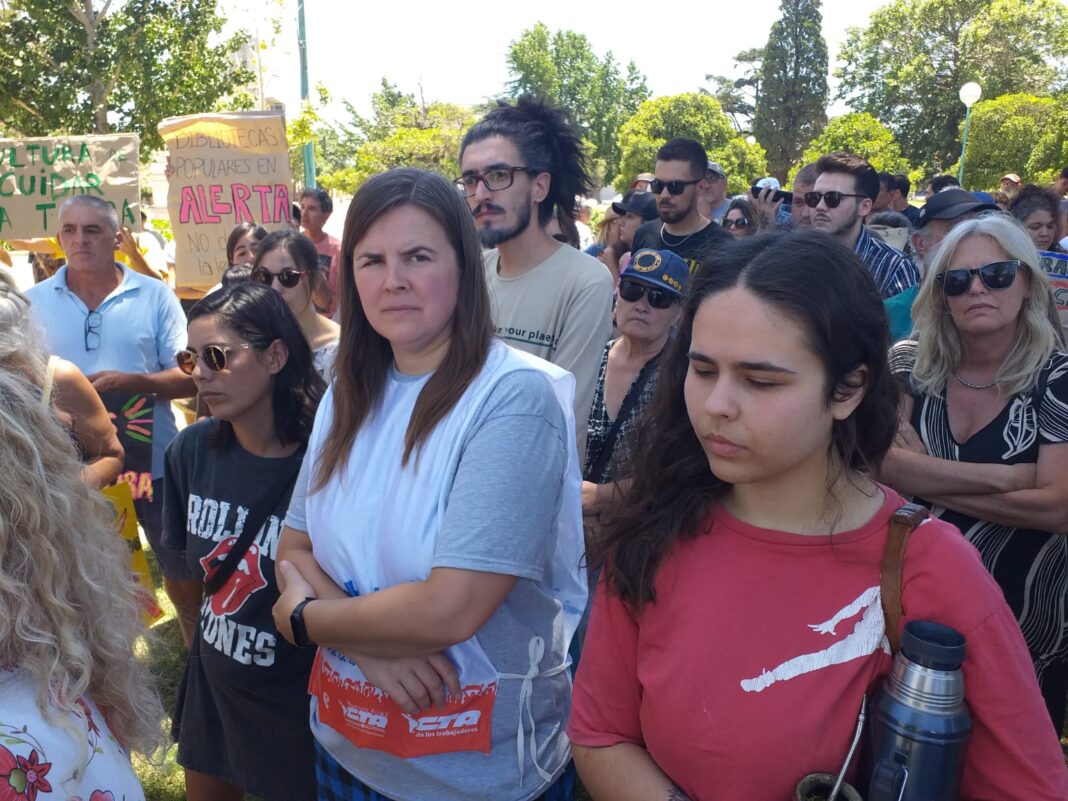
[1,92,1067,801]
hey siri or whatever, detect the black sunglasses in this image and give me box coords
[252,265,305,289]
[618,279,677,309]
[935,260,1024,297]
[176,343,251,375]
[722,217,750,230]
[454,166,536,197]
[649,178,703,196]
[804,191,867,209]
[84,310,102,352]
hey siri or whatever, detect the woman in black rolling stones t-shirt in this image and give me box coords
[163,283,325,801]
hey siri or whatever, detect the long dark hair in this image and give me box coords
[188,283,325,447]
[315,168,493,487]
[593,230,899,609]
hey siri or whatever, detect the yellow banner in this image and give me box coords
[158,111,293,289]
[102,482,165,626]
[0,133,140,238]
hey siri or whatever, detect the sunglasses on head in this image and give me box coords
[649,178,703,196]
[176,343,251,375]
[722,217,750,230]
[618,279,677,309]
[252,265,305,289]
[935,260,1023,297]
[803,191,866,209]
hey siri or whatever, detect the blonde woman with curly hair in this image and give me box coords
[0,368,165,800]
[0,270,123,488]
[882,212,1068,732]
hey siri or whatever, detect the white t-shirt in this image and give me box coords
[0,669,145,801]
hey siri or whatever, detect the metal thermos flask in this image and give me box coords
[867,620,971,801]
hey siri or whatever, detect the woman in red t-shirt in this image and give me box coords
[568,230,1068,800]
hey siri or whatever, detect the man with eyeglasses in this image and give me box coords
[631,138,731,274]
[24,194,201,647]
[458,95,614,454]
[809,152,919,299]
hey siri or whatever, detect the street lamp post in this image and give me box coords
[957,82,982,187]
[297,0,316,189]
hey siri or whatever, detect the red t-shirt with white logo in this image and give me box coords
[568,488,1068,800]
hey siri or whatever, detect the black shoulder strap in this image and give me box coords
[587,351,661,482]
[203,456,302,595]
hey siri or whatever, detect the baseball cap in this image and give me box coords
[755,177,781,191]
[916,188,999,228]
[620,249,690,296]
[633,172,655,183]
[612,191,659,222]
[1001,173,1022,184]
[706,161,727,180]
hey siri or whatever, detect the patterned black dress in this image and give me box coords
[892,343,1068,729]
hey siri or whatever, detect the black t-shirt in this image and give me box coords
[901,205,922,226]
[632,218,732,273]
[163,419,315,800]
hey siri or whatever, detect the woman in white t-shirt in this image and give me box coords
[0,369,164,800]
[272,168,586,801]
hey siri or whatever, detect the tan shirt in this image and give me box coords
[483,245,614,456]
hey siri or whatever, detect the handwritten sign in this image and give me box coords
[158,111,293,289]
[1039,250,1068,341]
[0,134,140,237]
[102,482,165,625]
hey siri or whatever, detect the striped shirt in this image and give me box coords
[854,225,920,299]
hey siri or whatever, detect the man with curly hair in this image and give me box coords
[458,96,614,452]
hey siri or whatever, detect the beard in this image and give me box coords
[658,201,692,225]
[476,201,533,248]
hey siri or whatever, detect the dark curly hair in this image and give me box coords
[460,95,593,226]
[592,230,899,609]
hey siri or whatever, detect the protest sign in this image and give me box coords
[0,133,139,238]
[158,111,293,289]
[99,391,154,502]
[102,482,165,625]
[1039,250,1068,340]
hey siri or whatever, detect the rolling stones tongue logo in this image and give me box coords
[200,537,267,615]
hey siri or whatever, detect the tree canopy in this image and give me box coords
[0,0,253,151]
[506,23,649,184]
[752,0,829,181]
[615,93,768,195]
[952,93,1061,189]
[796,113,911,178]
[836,0,1068,171]
[703,47,764,133]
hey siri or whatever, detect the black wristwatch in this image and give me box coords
[290,597,317,649]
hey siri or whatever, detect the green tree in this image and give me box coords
[703,47,765,133]
[312,80,475,195]
[0,0,253,151]
[795,113,911,179]
[506,23,649,183]
[836,0,1068,171]
[950,93,1058,189]
[615,93,768,195]
[752,0,829,182]
[1028,104,1068,184]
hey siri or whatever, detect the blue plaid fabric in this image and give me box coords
[314,739,577,801]
[854,225,920,299]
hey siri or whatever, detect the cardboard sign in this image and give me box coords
[0,134,140,238]
[1039,250,1068,340]
[99,391,154,502]
[102,482,165,625]
[158,111,293,289]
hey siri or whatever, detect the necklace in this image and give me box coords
[660,223,702,248]
[952,372,998,390]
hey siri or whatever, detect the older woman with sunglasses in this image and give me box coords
[882,213,1068,732]
[583,249,689,518]
[165,283,325,801]
[251,230,340,383]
